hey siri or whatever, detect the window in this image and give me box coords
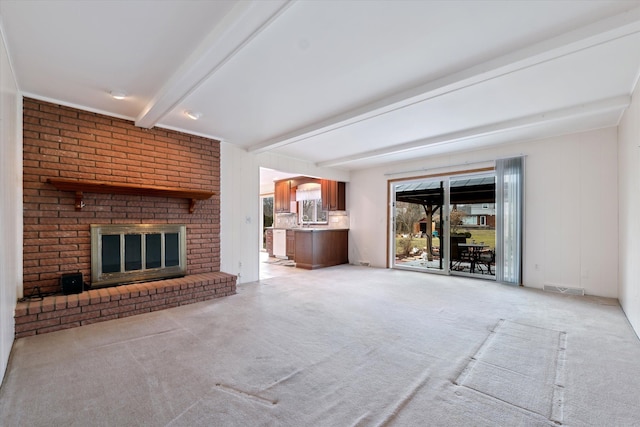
[299,199,327,224]
[296,182,327,224]
[462,216,477,225]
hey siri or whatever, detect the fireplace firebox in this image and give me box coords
[90,224,187,288]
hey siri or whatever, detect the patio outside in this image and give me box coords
[394,198,496,276]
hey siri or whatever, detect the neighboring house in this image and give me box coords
[459,204,496,228]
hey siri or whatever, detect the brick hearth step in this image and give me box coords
[14,272,237,338]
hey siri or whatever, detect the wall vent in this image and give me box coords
[543,285,585,296]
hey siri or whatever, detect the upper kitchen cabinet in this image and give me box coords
[321,180,346,211]
[274,179,291,213]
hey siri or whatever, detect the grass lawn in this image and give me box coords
[462,229,496,249]
[395,228,495,255]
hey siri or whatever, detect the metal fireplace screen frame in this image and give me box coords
[90,224,187,288]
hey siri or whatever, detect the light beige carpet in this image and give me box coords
[454,319,566,423]
[1,265,639,426]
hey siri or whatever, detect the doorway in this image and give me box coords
[258,167,302,281]
[391,171,496,280]
[261,195,274,251]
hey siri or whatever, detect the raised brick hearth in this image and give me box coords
[15,272,236,338]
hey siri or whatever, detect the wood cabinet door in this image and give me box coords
[286,230,295,259]
[321,179,331,212]
[333,181,346,211]
[274,180,291,213]
[321,180,346,211]
[265,229,274,256]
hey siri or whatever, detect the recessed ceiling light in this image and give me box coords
[185,110,202,120]
[109,90,127,100]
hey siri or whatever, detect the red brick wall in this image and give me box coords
[22,98,221,296]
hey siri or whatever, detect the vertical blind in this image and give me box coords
[495,156,524,284]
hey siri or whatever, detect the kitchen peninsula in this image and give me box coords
[266,227,348,270]
[292,228,348,270]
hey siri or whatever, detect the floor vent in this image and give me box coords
[543,285,585,296]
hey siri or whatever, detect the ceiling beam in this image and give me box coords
[135,0,292,129]
[316,95,631,168]
[247,6,640,154]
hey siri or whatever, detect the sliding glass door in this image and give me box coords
[391,172,498,280]
[449,174,496,278]
[393,179,446,272]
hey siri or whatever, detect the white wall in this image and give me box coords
[349,128,619,298]
[220,145,349,284]
[220,144,261,284]
[0,21,23,382]
[618,81,640,336]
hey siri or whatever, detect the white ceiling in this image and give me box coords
[2,0,640,173]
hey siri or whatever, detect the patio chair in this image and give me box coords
[477,249,495,275]
[450,235,469,271]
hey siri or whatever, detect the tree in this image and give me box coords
[395,202,422,235]
[263,197,273,227]
[450,208,465,235]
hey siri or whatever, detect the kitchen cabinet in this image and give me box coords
[274,179,291,213]
[265,229,273,256]
[286,230,296,259]
[321,180,346,211]
[294,229,348,270]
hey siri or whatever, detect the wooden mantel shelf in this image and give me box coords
[47,178,215,213]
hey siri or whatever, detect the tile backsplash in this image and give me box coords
[274,213,298,228]
[274,211,349,229]
[328,211,350,228]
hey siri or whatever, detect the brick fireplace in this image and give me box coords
[17,98,236,336]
